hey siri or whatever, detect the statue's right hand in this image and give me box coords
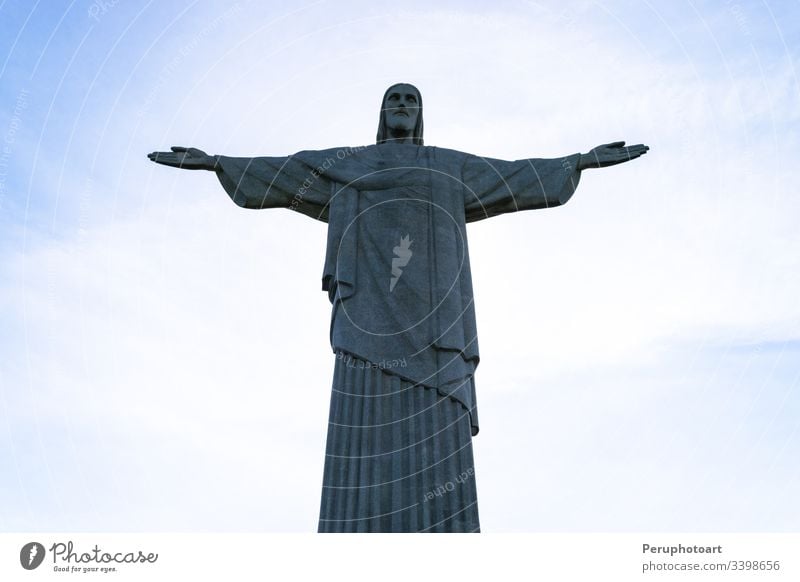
[147,146,217,170]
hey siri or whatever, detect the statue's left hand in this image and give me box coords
[147,146,218,171]
[578,141,649,170]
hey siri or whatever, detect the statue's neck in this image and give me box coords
[386,128,414,144]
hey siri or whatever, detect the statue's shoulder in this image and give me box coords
[290,145,376,167]
[422,145,471,165]
[294,144,472,166]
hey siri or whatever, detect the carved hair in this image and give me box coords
[376,83,424,145]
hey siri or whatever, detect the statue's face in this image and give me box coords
[382,84,420,132]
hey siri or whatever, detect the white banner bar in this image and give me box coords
[1,533,797,581]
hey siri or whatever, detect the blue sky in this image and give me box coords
[1,0,799,531]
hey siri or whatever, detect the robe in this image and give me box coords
[216,143,582,438]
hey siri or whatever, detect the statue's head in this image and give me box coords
[376,83,424,145]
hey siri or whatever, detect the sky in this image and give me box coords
[0,0,798,532]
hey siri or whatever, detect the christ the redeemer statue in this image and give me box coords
[148,83,648,533]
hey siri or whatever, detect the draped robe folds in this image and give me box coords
[215,144,582,436]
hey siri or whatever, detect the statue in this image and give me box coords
[148,83,648,532]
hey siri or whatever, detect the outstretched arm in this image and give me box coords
[147,146,333,222]
[577,141,649,170]
[462,141,648,222]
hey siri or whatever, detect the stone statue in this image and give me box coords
[148,83,648,532]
